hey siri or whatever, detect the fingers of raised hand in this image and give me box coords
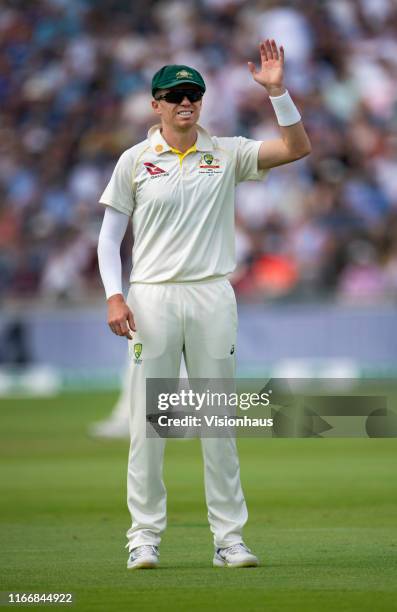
[265,39,273,60]
[271,39,279,60]
[260,39,283,63]
[260,41,268,62]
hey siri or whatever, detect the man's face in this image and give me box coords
[151,85,203,131]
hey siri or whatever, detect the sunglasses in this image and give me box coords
[155,89,203,104]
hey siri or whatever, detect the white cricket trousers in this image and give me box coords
[125,278,248,551]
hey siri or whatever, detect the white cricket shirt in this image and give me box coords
[99,124,268,283]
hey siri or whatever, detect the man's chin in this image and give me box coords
[174,118,197,131]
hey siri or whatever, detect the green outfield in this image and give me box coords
[1,392,397,612]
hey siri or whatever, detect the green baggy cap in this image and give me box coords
[152,65,206,97]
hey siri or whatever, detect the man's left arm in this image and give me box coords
[248,39,312,170]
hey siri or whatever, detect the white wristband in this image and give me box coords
[269,90,301,127]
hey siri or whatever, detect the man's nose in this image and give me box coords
[181,97,191,105]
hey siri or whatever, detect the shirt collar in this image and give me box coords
[148,124,214,154]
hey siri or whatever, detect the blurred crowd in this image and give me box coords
[1,0,397,304]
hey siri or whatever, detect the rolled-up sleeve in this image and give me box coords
[99,150,135,216]
[234,137,269,184]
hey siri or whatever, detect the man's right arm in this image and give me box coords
[97,206,136,339]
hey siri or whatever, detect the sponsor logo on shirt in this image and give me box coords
[144,162,169,178]
[199,153,222,174]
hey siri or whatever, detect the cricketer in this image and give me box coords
[97,39,311,569]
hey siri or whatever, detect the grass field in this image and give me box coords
[1,391,397,611]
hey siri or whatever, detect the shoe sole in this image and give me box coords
[127,560,158,570]
[213,558,259,568]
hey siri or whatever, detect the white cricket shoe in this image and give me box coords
[213,543,259,568]
[127,545,159,569]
